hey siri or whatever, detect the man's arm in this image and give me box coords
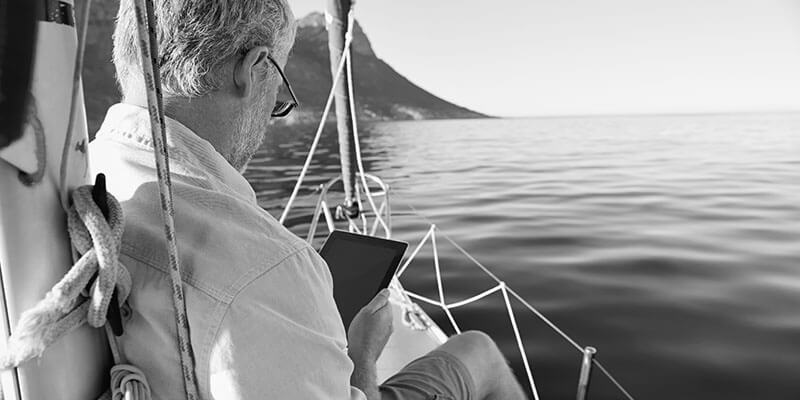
[208,248,365,400]
[350,356,380,400]
[347,289,394,400]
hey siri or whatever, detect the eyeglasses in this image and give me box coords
[267,55,299,118]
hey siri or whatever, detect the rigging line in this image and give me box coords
[343,14,390,237]
[505,287,582,352]
[59,0,93,211]
[501,283,540,400]
[445,284,503,309]
[131,0,199,398]
[396,225,434,277]
[593,359,636,400]
[369,200,387,236]
[279,11,356,224]
[402,202,637,399]
[403,202,585,352]
[352,178,367,233]
[404,291,443,308]
[431,229,461,333]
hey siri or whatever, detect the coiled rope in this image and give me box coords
[104,330,151,400]
[0,186,151,400]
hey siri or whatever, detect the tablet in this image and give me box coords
[319,230,408,330]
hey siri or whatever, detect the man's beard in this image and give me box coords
[228,95,269,172]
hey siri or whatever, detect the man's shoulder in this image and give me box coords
[90,134,312,303]
[116,182,311,302]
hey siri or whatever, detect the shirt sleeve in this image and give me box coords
[208,246,367,400]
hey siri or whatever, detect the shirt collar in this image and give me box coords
[96,103,257,204]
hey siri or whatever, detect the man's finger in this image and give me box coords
[367,289,390,312]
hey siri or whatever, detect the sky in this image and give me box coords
[288,0,800,117]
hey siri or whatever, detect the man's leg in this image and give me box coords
[379,330,527,400]
[435,330,527,400]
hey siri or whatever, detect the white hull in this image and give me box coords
[378,282,447,382]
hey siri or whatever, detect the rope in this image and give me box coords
[17,100,46,186]
[400,202,637,399]
[58,0,93,210]
[109,364,151,400]
[280,6,390,239]
[0,186,130,367]
[0,186,152,399]
[404,203,585,351]
[131,0,199,397]
[276,5,636,400]
[279,9,356,225]
[105,326,152,400]
[593,360,635,400]
[2,0,154,396]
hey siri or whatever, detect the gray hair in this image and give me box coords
[113,0,296,98]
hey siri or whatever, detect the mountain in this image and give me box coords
[81,1,118,134]
[283,12,485,124]
[81,6,486,132]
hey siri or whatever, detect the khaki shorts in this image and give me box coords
[379,350,477,400]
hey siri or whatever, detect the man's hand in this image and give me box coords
[348,288,394,364]
[347,288,394,400]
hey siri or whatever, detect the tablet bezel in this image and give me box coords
[319,230,408,318]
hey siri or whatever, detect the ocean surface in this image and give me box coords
[244,113,800,400]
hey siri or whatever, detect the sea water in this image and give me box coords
[245,113,800,400]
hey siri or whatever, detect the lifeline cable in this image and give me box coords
[402,202,636,400]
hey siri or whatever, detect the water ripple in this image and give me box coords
[246,113,800,400]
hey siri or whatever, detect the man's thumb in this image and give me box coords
[368,289,390,311]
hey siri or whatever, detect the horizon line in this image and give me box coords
[491,109,800,120]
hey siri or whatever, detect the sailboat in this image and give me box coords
[0,0,634,399]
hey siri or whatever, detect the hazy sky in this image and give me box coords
[288,0,800,117]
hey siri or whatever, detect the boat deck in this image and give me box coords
[376,284,448,382]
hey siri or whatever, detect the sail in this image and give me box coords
[0,0,37,148]
[0,1,110,399]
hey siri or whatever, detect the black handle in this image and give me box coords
[92,173,124,336]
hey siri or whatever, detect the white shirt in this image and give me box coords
[90,103,366,400]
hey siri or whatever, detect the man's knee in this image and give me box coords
[439,330,507,368]
[437,331,518,398]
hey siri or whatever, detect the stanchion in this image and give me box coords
[576,346,597,400]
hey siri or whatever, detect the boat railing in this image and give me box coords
[283,173,635,400]
[278,5,635,397]
[398,213,635,400]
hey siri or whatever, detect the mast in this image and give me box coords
[326,0,359,217]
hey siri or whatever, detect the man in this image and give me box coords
[91,0,527,399]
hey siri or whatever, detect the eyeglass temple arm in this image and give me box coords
[268,56,299,106]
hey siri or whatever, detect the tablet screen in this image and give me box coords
[319,230,408,330]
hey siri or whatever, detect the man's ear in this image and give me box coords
[233,46,270,98]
